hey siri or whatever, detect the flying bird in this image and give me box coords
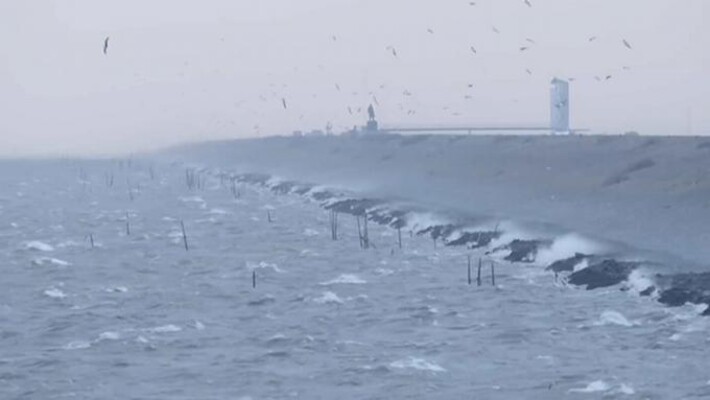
[520,46,529,52]
[386,46,398,57]
[588,36,597,42]
[525,68,533,75]
[524,0,532,7]
[526,38,536,44]
[622,39,632,49]
[103,37,110,55]
[605,75,613,80]
[281,98,288,109]
[470,46,477,54]
[427,28,434,34]
[492,26,500,34]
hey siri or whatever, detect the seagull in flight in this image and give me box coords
[524,0,532,7]
[281,98,288,109]
[103,37,110,55]
[622,39,633,49]
[588,36,597,42]
[470,46,477,54]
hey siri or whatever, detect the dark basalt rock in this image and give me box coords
[311,191,335,201]
[237,173,271,185]
[658,288,696,307]
[446,231,501,249]
[488,240,548,263]
[417,224,458,241]
[271,181,299,194]
[639,286,656,297]
[369,210,407,229]
[656,273,710,313]
[293,186,313,195]
[568,259,639,290]
[546,253,590,273]
[505,240,547,263]
[325,198,382,216]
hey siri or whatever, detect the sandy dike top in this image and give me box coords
[168,134,710,271]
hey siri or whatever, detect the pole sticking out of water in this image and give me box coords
[252,270,257,289]
[231,178,240,199]
[330,210,339,240]
[180,220,189,251]
[477,257,482,287]
[397,227,402,249]
[125,212,131,236]
[467,255,472,285]
[491,261,496,286]
[89,234,94,249]
[267,210,273,223]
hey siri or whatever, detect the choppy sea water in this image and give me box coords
[1,160,709,399]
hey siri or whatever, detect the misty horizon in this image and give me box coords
[1,0,708,156]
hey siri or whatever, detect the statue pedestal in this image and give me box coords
[366,120,379,132]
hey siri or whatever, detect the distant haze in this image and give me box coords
[1,0,708,156]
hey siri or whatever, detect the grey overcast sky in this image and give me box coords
[0,0,708,156]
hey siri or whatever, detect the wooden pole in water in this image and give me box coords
[356,216,363,248]
[180,220,189,251]
[398,227,402,249]
[125,213,130,236]
[89,234,94,249]
[491,261,496,286]
[252,270,257,289]
[477,257,482,286]
[363,214,369,249]
[267,210,272,223]
[467,255,472,285]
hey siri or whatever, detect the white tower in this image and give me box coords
[550,78,570,134]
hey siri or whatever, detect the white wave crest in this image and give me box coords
[390,357,446,373]
[32,257,71,267]
[535,233,604,267]
[246,261,284,273]
[569,380,610,393]
[147,324,182,333]
[24,241,54,252]
[320,274,366,285]
[44,288,66,299]
[64,341,91,350]
[98,331,121,341]
[595,310,636,327]
[313,291,344,305]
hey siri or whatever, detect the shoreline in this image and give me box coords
[187,166,710,317]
